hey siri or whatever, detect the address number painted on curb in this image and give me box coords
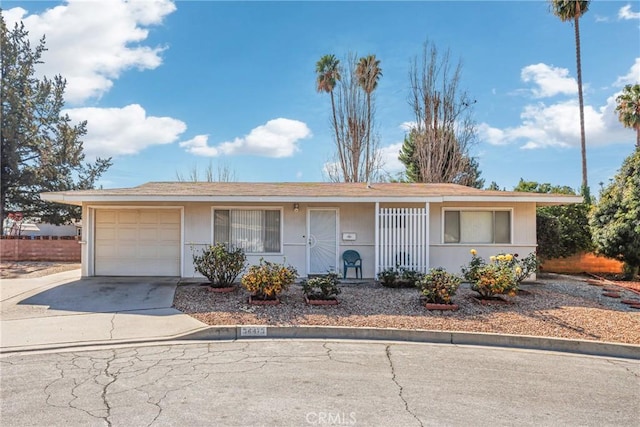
[240,326,268,337]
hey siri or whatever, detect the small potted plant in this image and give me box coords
[301,272,341,305]
[192,243,246,292]
[417,268,461,310]
[241,258,298,305]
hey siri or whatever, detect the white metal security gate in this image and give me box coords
[377,207,428,273]
[307,209,338,275]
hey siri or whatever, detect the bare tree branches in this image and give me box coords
[404,41,479,187]
[318,53,382,183]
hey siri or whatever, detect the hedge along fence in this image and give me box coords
[540,252,624,275]
[0,236,81,262]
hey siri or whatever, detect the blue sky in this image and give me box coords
[3,0,639,192]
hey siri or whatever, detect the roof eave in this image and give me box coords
[40,193,584,206]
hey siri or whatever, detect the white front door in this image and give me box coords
[307,209,338,275]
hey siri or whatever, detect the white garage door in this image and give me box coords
[95,209,181,276]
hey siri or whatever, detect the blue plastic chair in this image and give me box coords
[342,250,362,279]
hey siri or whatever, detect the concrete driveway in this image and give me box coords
[0,270,207,352]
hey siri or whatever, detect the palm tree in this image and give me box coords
[615,84,640,149]
[356,55,382,181]
[315,54,343,170]
[550,0,590,195]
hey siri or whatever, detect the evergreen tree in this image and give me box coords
[1,14,111,226]
[590,150,640,278]
[514,179,592,260]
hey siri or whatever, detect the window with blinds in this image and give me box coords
[213,209,281,253]
[443,210,511,244]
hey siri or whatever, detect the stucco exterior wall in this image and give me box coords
[180,202,377,279]
[428,202,537,274]
[81,200,538,279]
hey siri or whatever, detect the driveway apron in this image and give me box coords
[0,271,207,352]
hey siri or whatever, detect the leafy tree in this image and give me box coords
[405,41,480,187]
[485,181,503,191]
[615,84,640,148]
[1,15,111,226]
[589,150,640,278]
[550,0,590,196]
[514,179,592,260]
[317,53,381,182]
[355,54,382,180]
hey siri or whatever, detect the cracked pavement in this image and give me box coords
[1,340,638,426]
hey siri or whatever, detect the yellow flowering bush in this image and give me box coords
[462,251,539,298]
[241,258,298,300]
[472,261,518,298]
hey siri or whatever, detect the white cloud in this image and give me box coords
[216,118,311,157]
[521,63,577,98]
[480,96,631,150]
[65,104,186,158]
[179,135,218,157]
[618,4,640,20]
[479,61,638,150]
[378,142,404,173]
[179,118,311,158]
[5,0,176,104]
[399,121,416,132]
[614,57,640,86]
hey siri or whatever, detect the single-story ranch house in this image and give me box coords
[41,182,582,278]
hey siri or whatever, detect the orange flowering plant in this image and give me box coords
[241,258,298,300]
[462,250,538,298]
[417,268,461,304]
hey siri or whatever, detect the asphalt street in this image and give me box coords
[1,340,638,427]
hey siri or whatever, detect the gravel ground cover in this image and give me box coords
[174,273,640,345]
[0,261,80,279]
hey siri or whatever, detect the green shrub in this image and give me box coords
[462,250,539,298]
[301,272,341,300]
[378,268,399,287]
[472,255,518,298]
[377,267,422,288]
[417,268,461,304]
[460,249,486,283]
[241,259,298,299]
[192,243,246,288]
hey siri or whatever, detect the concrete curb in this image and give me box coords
[177,325,640,360]
[3,325,638,360]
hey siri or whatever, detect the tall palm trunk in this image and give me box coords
[574,8,588,195]
[364,94,371,181]
[330,91,348,181]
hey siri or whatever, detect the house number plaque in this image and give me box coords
[240,326,268,337]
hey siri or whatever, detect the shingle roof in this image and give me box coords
[41,181,583,205]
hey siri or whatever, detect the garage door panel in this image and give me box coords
[95,227,116,240]
[159,211,180,223]
[95,209,181,276]
[118,211,139,224]
[157,246,180,257]
[139,211,158,224]
[139,228,159,241]
[159,228,180,241]
[97,211,117,224]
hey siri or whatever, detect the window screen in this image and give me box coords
[214,209,281,253]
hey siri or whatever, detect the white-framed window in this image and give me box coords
[213,208,282,254]
[443,209,511,244]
